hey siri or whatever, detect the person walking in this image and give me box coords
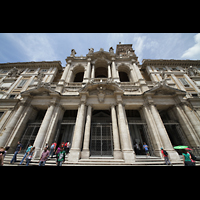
[39,147,50,166]
[186,148,196,166]
[182,149,193,166]
[26,147,35,166]
[57,147,66,166]
[143,142,150,157]
[19,143,32,165]
[161,147,172,166]
[49,141,57,158]
[55,145,61,166]
[0,147,5,166]
[10,141,22,164]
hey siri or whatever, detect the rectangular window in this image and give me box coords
[18,79,27,88]
[1,82,13,88]
[9,94,16,99]
[179,78,190,87]
[0,111,4,119]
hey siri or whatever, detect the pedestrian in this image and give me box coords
[182,149,193,166]
[39,147,50,166]
[49,141,57,158]
[26,147,35,166]
[19,143,33,165]
[45,143,49,149]
[143,142,150,157]
[161,147,172,166]
[57,147,66,166]
[0,146,5,166]
[66,141,71,155]
[186,148,196,166]
[55,145,61,165]
[10,141,22,164]
[4,146,10,158]
[135,142,141,155]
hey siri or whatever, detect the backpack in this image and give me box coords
[190,152,196,161]
[50,144,55,149]
[163,150,168,156]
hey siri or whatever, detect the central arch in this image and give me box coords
[94,58,108,78]
[89,110,113,157]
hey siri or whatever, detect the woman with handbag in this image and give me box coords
[26,147,35,166]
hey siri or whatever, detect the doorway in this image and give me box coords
[90,110,113,157]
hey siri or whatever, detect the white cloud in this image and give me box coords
[132,35,147,62]
[181,33,200,59]
[3,33,58,62]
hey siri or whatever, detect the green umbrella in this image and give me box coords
[174,146,188,149]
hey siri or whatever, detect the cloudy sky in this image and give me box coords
[0,33,200,67]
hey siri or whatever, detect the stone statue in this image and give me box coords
[187,66,200,76]
[70,49,77,57]
[88,48,94,54]
[7,67,20,77]
[37,72,45,86]
[109,47,114,54]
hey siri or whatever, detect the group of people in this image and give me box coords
[0,139,197,166]
[0,140,71,166]
[135,141,197,166]
[161,147,197,166]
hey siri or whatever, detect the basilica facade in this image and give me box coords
[0,43,200,164]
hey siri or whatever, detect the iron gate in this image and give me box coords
[90,123,113,156]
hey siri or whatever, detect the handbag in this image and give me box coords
[27,155,32,160]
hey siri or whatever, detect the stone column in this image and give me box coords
[43,104,65,147]
[173,104,200,147]
[56,61,71,93]
[141,104,163,157]
[111,58,120,82]
[130,68,137,83]
[33,102,56,158]
[61,61,71,82]
[111,104,122,159]
[181,103,200,138]
[0,98,28,147]
[149,104,181,162]
[91,64,95,79]
[83,58,91,83]
[117,101,135,163]
[81,105,92,159]
[68,100,86,162]
[108,63,112,78]
[132,62,148,92]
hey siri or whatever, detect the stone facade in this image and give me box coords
[0,43,200,164]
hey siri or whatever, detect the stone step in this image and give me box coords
[3,154,200,166]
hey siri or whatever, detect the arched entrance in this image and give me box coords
[90,110,113,157]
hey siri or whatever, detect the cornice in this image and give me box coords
[142,59,200,67]
[0,61,63,70]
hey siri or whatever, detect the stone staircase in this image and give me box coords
[4,153,198,166]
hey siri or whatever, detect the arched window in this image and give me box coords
[118,64,130,82]
[71,65,85,82]
[95,67,108,78]
[74,72,84,82]
[119,71,129,82]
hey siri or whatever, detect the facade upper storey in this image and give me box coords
[0,43,199,101]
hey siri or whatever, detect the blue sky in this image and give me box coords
[0,33,200,67]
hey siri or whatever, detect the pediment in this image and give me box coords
[144,82,186,96]
[21,84,60,97]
